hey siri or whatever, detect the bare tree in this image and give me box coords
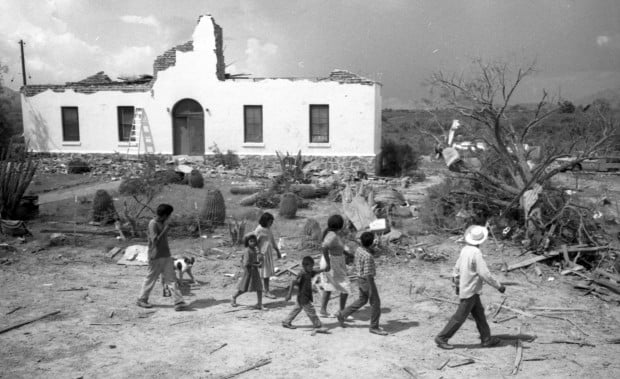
[427,58,618,246]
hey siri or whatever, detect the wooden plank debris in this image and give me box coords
[507,245,610,272]
[435,358,450,370]
[6,306,22,315]
[275,263,299,276]
[426,295,460,305]
[0,310,61,334]
[501,305,535,318]
[492,296,507,319]
[507,251,561,271]
[209,343,228,354]
[108,247,123,259]
[221,358,271,379]
[526,307,588,312]
[493,315,517,323]
[593,269,620,283]
[537,314,589,336]
[447,358,474,368]
[511,326,523,375]
[539,339,595,347]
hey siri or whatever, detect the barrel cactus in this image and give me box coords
[279,192,298,219]
[189,169,204,188]
[92,189,117,224]
[201,188,226,223]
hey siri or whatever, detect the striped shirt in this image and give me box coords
[355,246,376,278]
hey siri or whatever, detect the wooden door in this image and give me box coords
[172,99,204,155]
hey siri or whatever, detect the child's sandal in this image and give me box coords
[282,323,296,329]
[231,296,238,307]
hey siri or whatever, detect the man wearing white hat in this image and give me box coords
[435,225,506,350]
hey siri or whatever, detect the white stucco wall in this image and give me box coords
[20,15,382,157]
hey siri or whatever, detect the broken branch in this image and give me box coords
[221,358,272,379]
[0,310,61,334]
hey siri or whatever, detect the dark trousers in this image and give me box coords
[436,294,491,342]
[283,301,322,328]
[341,277,381,329]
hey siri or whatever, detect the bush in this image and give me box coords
[153,169,183,185]
[210,143,240,169]
[67,157,90,174]
[119,177,148,196]
[380,139,420,177]
[189,169,204,188]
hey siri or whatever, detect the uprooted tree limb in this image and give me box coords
[425,58,619,254]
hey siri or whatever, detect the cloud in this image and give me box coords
[120,15,160,28]
[105,45,154,78]
[243,38,279,76]
[597,35,610,46]
[596,34,620,50]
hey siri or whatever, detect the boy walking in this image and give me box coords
[435,225,505,349]
[337,232,387,336]
[136,204,189,311]
[282,256,328,333]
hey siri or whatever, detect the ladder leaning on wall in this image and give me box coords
[127,108,155,156]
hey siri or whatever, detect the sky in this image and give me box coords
[0,0,619,109]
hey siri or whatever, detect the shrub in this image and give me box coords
[92,189,117,224]
[210,143,240,169]
[380,139,420,177]
[201,188,226,223]
[279,192,298,218]
[119,177,148,196]
[189,169,204,188]
[153,169,183,185]
[67,157,90,174]
[406,169,426,183]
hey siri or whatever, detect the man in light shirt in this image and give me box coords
[435,225,506,350]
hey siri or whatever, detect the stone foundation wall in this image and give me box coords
[214,155,377,176]
[31,153,377,177]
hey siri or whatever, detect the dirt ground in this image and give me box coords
[1,169,620,378]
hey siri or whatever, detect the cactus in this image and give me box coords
[189,169,204,188]
[279,192,298,219]
[92,189,117,224]
[201,188,226,223]
[303,218,321,242]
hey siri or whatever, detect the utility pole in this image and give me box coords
[19,40,27,86]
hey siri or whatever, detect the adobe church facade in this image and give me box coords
[21,15,382,173]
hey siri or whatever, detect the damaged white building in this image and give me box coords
[20,15,382,173]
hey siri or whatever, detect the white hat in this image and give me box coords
[464,225,488,245]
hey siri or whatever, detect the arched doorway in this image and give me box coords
[172,99,205,155]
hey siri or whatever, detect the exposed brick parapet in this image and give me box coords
[152,41,194,79]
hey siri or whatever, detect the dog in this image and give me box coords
[174,257,196,284]
[162,257,196,297]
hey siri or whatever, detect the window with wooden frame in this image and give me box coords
[309,105,329,143]
[117,106,135,142]
[244,105,263,143]
[61,106,80,142]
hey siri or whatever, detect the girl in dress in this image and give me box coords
[317,214,353,317]
[254,212,282,299]
[231,234,264,309]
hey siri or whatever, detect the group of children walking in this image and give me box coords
[137,204,507,349]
